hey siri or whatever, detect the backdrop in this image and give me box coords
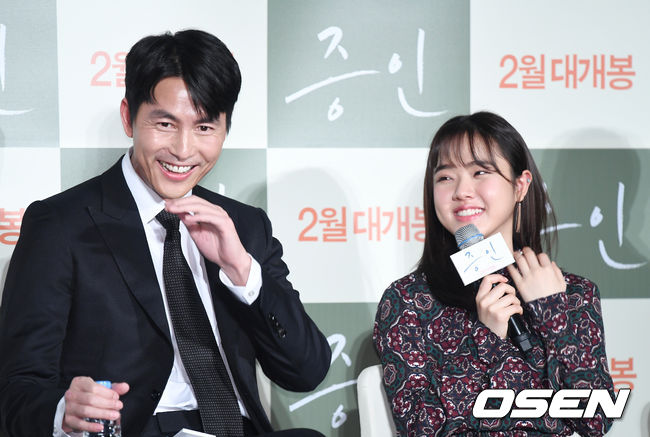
[0,1,648,435]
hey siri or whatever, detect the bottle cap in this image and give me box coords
[96,380,112,389]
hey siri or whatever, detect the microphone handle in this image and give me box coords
[509,314,532,352]
[471,280,532,352]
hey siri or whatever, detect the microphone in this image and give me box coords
[454,224,533,353]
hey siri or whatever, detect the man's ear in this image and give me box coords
[120,98,134,138]
[515,169,533,201]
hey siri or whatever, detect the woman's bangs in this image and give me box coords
[434,131,504,177]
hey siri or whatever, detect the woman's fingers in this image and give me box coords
[510,247,566,302]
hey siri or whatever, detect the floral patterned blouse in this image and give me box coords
[373,271,614,436]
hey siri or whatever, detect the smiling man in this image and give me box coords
[0,30,330,437]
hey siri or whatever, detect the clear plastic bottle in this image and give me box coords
[83,380,122,437]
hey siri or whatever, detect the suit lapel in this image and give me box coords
[88,161,172,344]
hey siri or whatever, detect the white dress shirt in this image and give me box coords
[53,151,263,436]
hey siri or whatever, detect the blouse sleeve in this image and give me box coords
[525,274,615,436]
[374,279,536,436]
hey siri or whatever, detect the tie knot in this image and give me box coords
[156,210,180,231]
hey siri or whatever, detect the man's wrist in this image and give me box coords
[221,253,252,286]
[219,255,262,305]
[54,396,79,437]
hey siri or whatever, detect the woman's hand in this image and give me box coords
[506,247,566,303]
[476,274,523,339]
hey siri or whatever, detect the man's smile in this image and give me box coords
[159,160,195,174]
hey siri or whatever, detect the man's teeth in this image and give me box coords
[456,208,482,217]
[161,162,192,174]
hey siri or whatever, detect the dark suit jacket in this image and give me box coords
[0,160,331,437]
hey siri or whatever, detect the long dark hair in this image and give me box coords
[418,112,557,311]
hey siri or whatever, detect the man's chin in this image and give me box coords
[154,184,194,200]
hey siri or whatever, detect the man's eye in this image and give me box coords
[158,122,172,128]
[198,125,212,132]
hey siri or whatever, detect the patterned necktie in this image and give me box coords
[156,210,244,437]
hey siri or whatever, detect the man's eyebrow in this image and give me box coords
[148,109,179,122]
[148,110,219,125]
[196,114,219,124]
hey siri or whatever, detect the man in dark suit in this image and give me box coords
[0,30,330,437]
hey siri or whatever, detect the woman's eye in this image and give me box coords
[436,175,451,182]
[475,170,489,176]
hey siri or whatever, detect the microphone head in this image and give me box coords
[454,224,484,249]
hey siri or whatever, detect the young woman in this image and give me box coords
[374,112,614,436]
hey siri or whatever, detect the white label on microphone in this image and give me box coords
[450,232,515,285]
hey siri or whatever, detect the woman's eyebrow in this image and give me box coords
[434,159,494,173]
[433,163,451,173]
[473,159,494,168]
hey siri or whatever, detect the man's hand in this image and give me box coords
[476,274,523,339]
[506,247,566,303]
[164,196,251,285]
[62,377,129,434]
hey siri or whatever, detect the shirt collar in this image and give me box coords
[121,148,192,224]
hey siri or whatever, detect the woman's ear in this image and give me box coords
[515,169,533,201]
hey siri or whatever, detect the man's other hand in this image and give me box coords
[62,377,129,434]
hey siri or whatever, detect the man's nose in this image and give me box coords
[170,130,193,161]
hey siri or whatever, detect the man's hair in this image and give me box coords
[124,29,241,131]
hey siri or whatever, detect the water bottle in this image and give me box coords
[83,380,122,437]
